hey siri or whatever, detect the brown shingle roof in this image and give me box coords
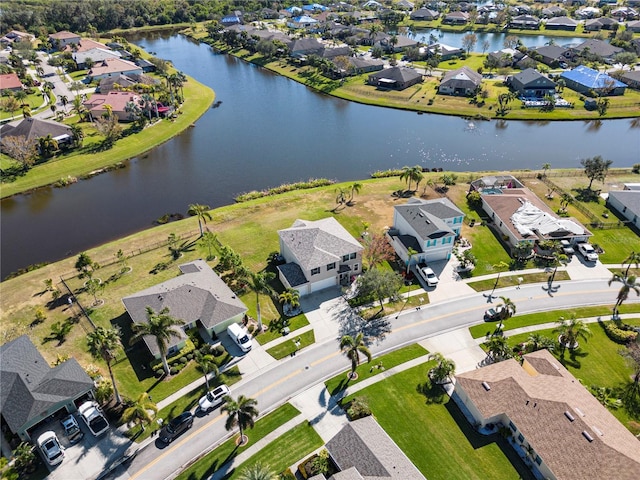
[456,350,640,480]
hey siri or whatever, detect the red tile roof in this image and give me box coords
[0,73,23,91]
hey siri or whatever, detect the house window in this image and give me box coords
[509,421,516,432]
[444,237,452,244]
[311,267,320,275]
[354,264,359,271]
[517,433,524,443]
[350,252,357,260]
[327,263,336,271]
[535,456,542,466]
[342,254,349,262]
[427,239,436,247]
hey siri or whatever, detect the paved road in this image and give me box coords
[116,278,636,480]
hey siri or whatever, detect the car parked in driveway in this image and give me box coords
[417,265,439,287]
[159,412,194,443]
[60,415,84,444]
[37,431,65,466]
[78,401,109,436]
[198,384,230,412]
[560,240,574,256]
[577,243,598,262]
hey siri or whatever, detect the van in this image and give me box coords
[227,323,252,353]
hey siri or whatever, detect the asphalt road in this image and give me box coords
[120,278,636,480]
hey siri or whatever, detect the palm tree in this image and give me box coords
[70,124,84,147]
[87,326,123,404]
[406,247,418,274]
[485,333,511,361]
[246,271,275,332]
[335,187,349,208]
[554,315,592,350]
[221,395,259,446]
[130,307,185,376]
[526,332,555,352]
[194,349,219,391]
[349,182,362,204]
[340,332,372,379]
[541,163,551,177]
[427,352,456,384]
[237,462,278,480]
[400,165,423,192]
[278,288,301,315]
[498,296,516,321]
[122,392,157,432]
[608,274,640,316]
[622,251,640,277]
[59,95,69,113]
[187,203,212,236]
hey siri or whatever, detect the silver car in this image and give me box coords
[37,431,65,466]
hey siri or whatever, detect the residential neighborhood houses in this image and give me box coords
[1,2,640,480]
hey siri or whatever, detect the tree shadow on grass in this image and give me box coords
[112,312,156,381]
[417,381,446,405]
[557,347,588,369]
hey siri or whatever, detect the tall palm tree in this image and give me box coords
[406,247,418,274]
[400,165,423,192]
[498,296,516,321]
[608,274,640,316]
[278,288,301,314]
[246,271,275,332]
[221,395,259,446]
[237,462,278,480]
[427,352,456,384]
[526,332,554,353]
[541,163,551,177]
[340,332,372,379]
[194,349,219,391]
[349,182,362,204]
[130,307,185,376]
[622,251,640,277]
[554,315,592,350]
[87,326,123,404]
[122,392,157,432]
[485,333,511,361]
[187,203,212,236]
[59,95,68,113]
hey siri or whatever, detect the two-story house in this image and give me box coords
[277,218,363,296]
[388,198,465,266]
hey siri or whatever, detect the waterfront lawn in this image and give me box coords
[343,364,533,480]
[266,330,315,360]
[174,403,302,480]
[325,343,428,396]
[224,422,324,480]
[469,304,640,339]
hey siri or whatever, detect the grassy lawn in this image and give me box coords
[174,403,302,480]
[254,313,309,346]
[503,319,640,432]
[223,422,324,480]
[344,364,533,480]
[469,304,640,339]
[325,343,428,395]
[266,330,315,360]
[467,271,571,292]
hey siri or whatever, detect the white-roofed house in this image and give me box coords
[277,218,363,296]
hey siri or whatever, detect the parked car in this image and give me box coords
[417,265,439,287]
[577,243,598,262]
[60,415,84,444]
[198,384,230,412]
[78,401,109,436]
[228,323,252,353]
[484,306,505,321]
[37,431,65,466]
[560,240,574,256]
[159,412,194,443]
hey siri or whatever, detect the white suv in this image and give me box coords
[78,401,109,436]
[577,243,598,262]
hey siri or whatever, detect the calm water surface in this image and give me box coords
[1,33,638,279]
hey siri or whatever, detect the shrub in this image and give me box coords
[599,319,638,344]
[247,324,255,334]
[179,356,188,364]
[186,353,194,361]
[212,345,225,357]
[632,163,640,174]
[346,397,371,420]
[280,468,296,480]
[170,367,179,375]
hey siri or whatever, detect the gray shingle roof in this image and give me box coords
[0,336,93,434]
[395,198,463,241]
[122,260,247,355]
[368,66,422,83]
[440,66,482,89]
[278,262,308,287]
[279,218,362,272]
[512,68,556,88]
[326,416,426,479]
[608,191,640,216]
[0,117,72,143]
[573,39,623,58]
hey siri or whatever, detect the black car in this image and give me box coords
[159,412,193,443]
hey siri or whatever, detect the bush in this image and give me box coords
[179,356,188,364]
[280,468,296,480]
[632,163,640,174]
[247,324,255,334]
[170,367,179,375]
[186,353,194,361]
[212,345,225,357]
[599,319,638,344]
[346,397,371,420]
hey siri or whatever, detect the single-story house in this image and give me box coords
[83,91,142,122]
[510,14,541,29]
[321,46,353,60]
[575,6,602,19]
[287,15,320,30]
[439,66,482,96]
[48,31,81,49]
[509,68,556,98]
[541,6,566,18]
[410,8,440,21]
[87,57,143,81]
[347,56,384,74]
[97,74,138,93]
[135,58,157,73]
[0,335,94,441]
[620,70,640,89]
[1,30,35,46]
[607,190,640,229]
[612,7,638,21]
[584,17,619,31]
[560,66,627,96]
[73,47,121,69]
[571,39,623,63]
[532,45,570,67]
[289,38,324,58]
[0,117,74,153]
[63,38,110,54]
[0,72,24,94]
[627,20,640,32]
[277,217,363,296]
[454,349,640,480]
[388,197,465,265]
[443,11,470,25]
[544,16,578,30]
[221,11,243,26]
[368,66,423,90]
[326,416,427,479]
[429,43,464,61]
[478,180,591,249]
[488,48,525,68]
[122,260,248,359]
[375,34,419,53]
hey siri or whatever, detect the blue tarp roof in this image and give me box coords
[303,3,328,11]
[292,15,318,23]
[561,65,626,89]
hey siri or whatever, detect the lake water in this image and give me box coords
[1,32,637,279]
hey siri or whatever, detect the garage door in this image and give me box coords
[310,276,337,293]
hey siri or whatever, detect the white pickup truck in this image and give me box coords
[417,264,439,287]
[577,243,599,262]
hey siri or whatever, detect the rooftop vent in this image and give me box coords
[482,381,491,391]
[564,411,575,422]
[582,431,594,443]
[592,427,603,436]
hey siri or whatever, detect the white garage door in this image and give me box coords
[310,276,337,293]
